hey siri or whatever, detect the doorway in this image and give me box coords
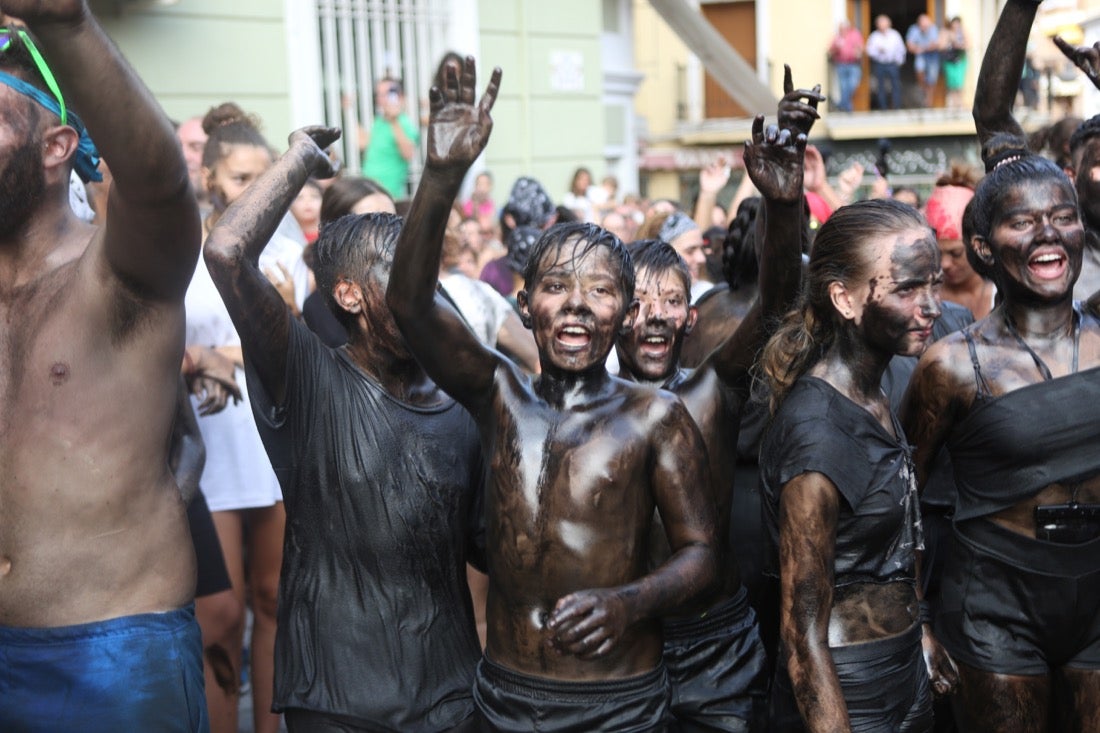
[846,0,944,111]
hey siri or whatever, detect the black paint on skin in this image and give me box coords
[862,232,942,357]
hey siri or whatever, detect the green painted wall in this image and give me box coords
[91,0,294,143]
[477,0,606,203]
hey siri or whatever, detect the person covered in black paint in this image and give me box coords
[902,152,1100,733]
[613,99,807,731]
[203,125,486,732]
[759,199,957,732]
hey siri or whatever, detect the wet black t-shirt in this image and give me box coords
[760,377,922,587]
[246,318,485,731]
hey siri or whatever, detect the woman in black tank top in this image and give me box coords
[758,199,953,732]
[902,153,1100,733]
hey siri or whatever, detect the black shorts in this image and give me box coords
[187,490,231,599]
[663,586,767,732]
[473,657,669,733]
[770,623,931,733]
[937,519,1100,675]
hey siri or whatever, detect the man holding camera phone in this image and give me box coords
[362,76,419,199]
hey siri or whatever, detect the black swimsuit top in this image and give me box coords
[951,309,1100,521]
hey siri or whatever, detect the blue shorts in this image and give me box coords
[914,52,940,84]
[0,605,208,732]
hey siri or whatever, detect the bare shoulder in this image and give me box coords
[613,377,696,432]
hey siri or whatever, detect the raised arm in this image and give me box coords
[779,473,849,733]
[972,0,1039,145]
[7,0,201,299]
[704,115,805,397]
[1054,35,1100,91]
[203,126,339,406]
[386,58,504,411]
[547,397,717,658]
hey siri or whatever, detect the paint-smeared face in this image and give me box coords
[520,238,634,373]
[616,266,695,382]
[852,227,943,357]
[986,178,1083,302]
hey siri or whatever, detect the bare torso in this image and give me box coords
[483,369,677,680]
[0,231,194,627]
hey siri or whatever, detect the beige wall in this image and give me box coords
[91,0,294,141]
[478,0,607,203]
[633,0,692,138]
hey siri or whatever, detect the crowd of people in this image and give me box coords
[830,13,970,112]
[1,1,1099,733]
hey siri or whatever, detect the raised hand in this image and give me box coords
[426,56,502,176]
[287,125,342,179]
[743,114,807,205]
[777,64,825,139]
[1054,35,1100,89]
[545,588,630,660]
[699,157,732,195]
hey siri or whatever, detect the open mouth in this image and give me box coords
[556,325,591,349]
[1028,249,1068,281]
[640,334,671,359]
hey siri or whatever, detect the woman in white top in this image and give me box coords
[187,102,308,733]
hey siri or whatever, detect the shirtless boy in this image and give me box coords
[387,59,717,731]
[0,2,204,730]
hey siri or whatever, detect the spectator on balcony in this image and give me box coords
[867,14,906,110]
[941,16,970,110]
[907,14,941,107]
[828,19,864,112]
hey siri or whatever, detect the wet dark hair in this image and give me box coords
[320,176,393,224]
[761,199,929,412]
[312,212,404,329]
[981,132,1031,173]
[201,102,269,171]
[960,197,993,280]
[522,221,635,304]
[628,238,692,296]
[723,197,761,290]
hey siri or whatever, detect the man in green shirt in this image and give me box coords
[362,77,419,199]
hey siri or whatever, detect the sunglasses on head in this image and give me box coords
[0,26,68,125]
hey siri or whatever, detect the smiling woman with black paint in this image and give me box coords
[902,153,1100,733]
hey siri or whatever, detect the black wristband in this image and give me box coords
[1013,0,1043,6]
[918,599,933,626]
